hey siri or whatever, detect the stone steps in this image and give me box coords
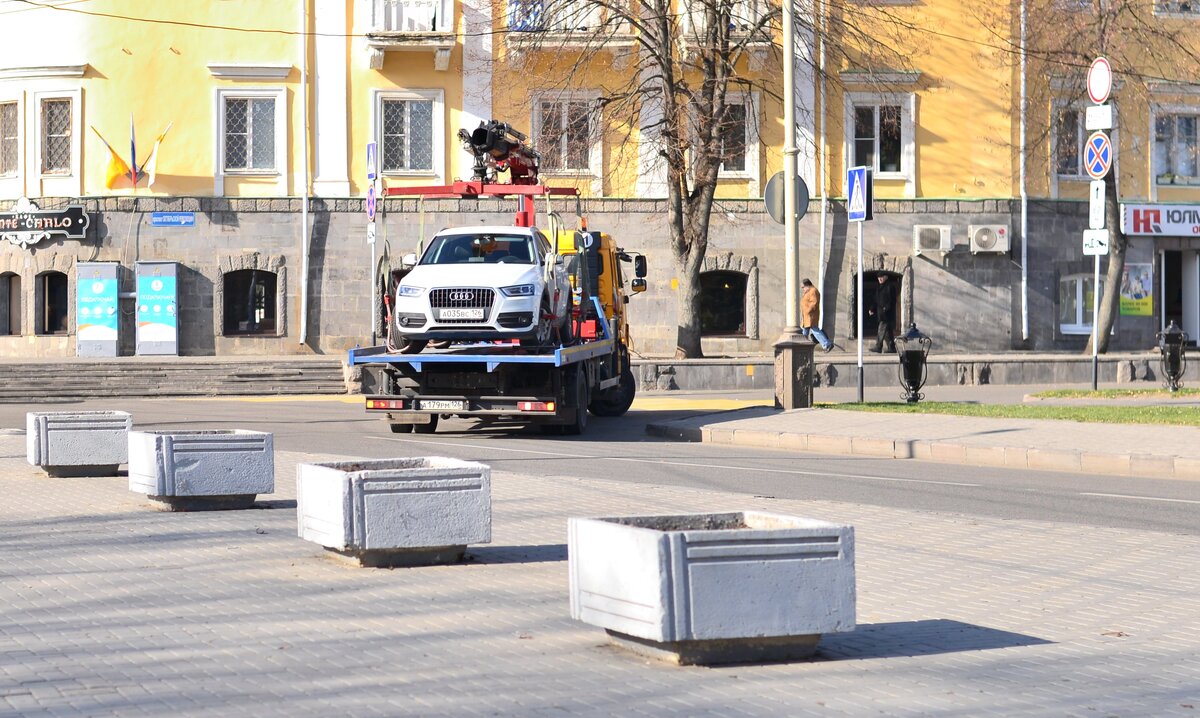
[0,358,348,402]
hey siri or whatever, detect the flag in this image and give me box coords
[141,121,173,188]
[90,126,132,190]
[129,115,138,187]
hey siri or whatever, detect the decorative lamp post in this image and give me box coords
[896,323,932,403]
[1157,320,1188,393]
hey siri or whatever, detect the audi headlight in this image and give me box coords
[397,285,425,297]
[500,284,536,297]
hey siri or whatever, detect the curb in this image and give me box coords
[646,422,1200,481]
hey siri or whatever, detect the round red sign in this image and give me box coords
[1087,57,1112,105]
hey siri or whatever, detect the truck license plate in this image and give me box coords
[419,400,467,411]
[439,308,485,320]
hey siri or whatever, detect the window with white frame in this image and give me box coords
[1,102,17,177]
[1156,1,1200,15]
[1059,273,1106,335]
[380,97,434,172]
[853,104,902,173]
[1154,112,1199,184]
[41,98,71,175]
[1056,107,1086,177]
[221,93,279,172]
[718,100,749,173]
[535,96,597,173]
[508,1,601,31]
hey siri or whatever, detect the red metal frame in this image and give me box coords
[383,181,580,228]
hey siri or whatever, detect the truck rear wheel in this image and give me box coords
[562,367,589,436]
[388,422,413,434]
[412,414,439,434]
[589,365,636,417]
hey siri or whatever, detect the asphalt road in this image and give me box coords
[7,393,1200,536]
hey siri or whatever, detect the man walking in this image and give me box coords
[869,274,897,353]
[800,278,833,352]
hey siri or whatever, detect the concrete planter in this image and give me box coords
[568,511,856,665]
[297,457,491,567]
[128,430,274,510]
[26,410,132,477]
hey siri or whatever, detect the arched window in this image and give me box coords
[0,272,20,336]
[223,269,278,335]
[700,270,748,337]
[36,271,68,335]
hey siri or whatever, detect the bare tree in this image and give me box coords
[978,0,1200,352]
[495,0,915,357]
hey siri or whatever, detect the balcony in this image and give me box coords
[505,1,635,56]
[366,0,455,71]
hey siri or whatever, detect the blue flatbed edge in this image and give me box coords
[348,338,615,372]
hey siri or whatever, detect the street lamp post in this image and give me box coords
[896,323,932,404]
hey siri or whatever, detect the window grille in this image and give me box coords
[41,99,71,175]
[224,98,276,171]
[381,99,434,171]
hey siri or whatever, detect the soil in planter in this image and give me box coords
[607,513,750,531]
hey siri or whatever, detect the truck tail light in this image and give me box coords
[366,399,406,410]
[518,401,555,412]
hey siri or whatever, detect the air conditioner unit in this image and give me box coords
[912,225,952,255]
[968,224,1010,254]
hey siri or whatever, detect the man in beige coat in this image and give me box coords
[800,278,833,352]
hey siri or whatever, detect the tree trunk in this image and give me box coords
[673,256,703,359]
[1087,170,1125,354]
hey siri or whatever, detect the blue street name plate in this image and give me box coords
[150,212,196,227]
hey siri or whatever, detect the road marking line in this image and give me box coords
[1080,492,1200,505]
[372,436,982,487]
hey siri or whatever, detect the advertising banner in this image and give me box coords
[135,262,178,355]
[76,263,120,357]
[1120,263,1153,316]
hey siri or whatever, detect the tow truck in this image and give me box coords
[350,120,646,436]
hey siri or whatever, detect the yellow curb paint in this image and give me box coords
[629,398,772,411]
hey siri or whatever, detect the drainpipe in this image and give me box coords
[1019,0,1029,343]
[299,0,312,345]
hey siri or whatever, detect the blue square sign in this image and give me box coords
[847,166,869,222]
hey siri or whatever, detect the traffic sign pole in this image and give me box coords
[1086,57,1112,390]
[847,166,870,403]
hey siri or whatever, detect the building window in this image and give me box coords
[853,104,902,173]
[36,271,68,335]
[700,270,748,337]
[1154,113,1199,185]
[1,273,20,335]
[535,97,595,173]
[223,269,278,335]
[374,0,450,32]
[381,98,434,172]
[718,101,749,173]
[41,98,71,175]
[1056,108,1085,177]
[1156,1,1200,15]
[1059,273,1105,335]
[223,96,277,171]
[508,1,601,31]
[0,102,17,177]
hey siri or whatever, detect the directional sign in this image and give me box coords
[847,166,869,222]
[366,184,377,222]
[1087,57,1112,105]
[1084,131,1112,180]
[1083,229,1110,256]
[366,142,378,182]
[1089,180,1106,230]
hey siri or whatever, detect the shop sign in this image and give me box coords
[0,197,90,248]
[1122,203,1200,236]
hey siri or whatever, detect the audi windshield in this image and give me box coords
[420,234,536,265]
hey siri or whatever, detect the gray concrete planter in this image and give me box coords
[128,430,274,510]
[297,457,491,567]
[568,511,856,665]
[26,411,132,477]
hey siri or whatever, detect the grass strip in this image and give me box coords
[1032,388,1200,399]
[820,401,1200,427]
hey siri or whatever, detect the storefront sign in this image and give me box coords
[1120,263,1153,316]
[150,212,195,227]
[0,197,90,248]
[1122,203,1200,236]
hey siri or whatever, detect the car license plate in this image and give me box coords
[419,400,467,411]
[439,308,485,320]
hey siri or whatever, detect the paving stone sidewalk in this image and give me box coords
[1,437,1198,717]
[648,406,1200,480]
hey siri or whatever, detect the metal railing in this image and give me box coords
[372,0,451,33]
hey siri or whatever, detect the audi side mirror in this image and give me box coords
[401,253,418,269]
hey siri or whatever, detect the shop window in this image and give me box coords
[36,271,68,335]
[1059,273,1105,335]
[700,270,748,337]
[223,269,278,335]
[1,273,20,335]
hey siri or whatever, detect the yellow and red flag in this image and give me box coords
[90,126,132,190]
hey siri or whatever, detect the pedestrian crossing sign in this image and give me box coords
[847,166,872,222]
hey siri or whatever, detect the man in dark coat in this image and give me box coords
[869,274,897,353]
